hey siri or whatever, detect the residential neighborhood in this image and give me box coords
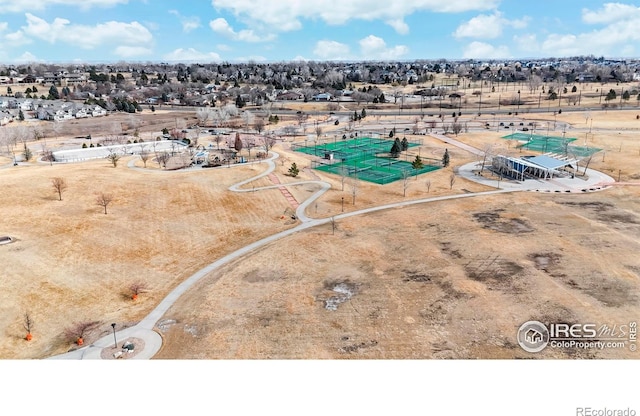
[1,56,640,128]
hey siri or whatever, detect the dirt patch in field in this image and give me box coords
[472,209,535,234]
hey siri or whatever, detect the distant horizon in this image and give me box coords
[1,1,640,64]
[2,55,640,67]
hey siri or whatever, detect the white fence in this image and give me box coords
[51,140,188,163]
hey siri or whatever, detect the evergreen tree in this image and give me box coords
[48,85,59,100]
[18,109,24,121]
[442,149,450,167]
[622,90,630,101]
[605,89,616,101]
[390,138,401,158]
[22,144,32,161]
[288,162,299,177]
[361,108,367,118]
[401,137,409,151]
[411,155,424,171]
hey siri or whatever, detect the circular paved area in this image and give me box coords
[457,161,615,194]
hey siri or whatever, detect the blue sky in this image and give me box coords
[0,1,639,63]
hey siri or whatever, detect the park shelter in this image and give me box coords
[492,153,578,180]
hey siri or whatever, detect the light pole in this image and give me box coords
[341,197,344,212]
[111,323,117,348]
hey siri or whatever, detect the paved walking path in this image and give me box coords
[48,142,617,359]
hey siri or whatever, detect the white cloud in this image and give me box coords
[211,0,498,32]
[0,22,7,32]
[0,0,129,13]
[454,11,529,39]
[462,41,510,59]
[13,51,42,63]
[20,13,153,49]
[114,46,152,57]
[513,33,539,54]
[313,40,351,60]
[216,44,231,51]
[169,10,201,33]
[537,9,640,57]
[209,17,275,42]
[4,30,31,46]
[231,55,267,62]
[582,3,640,24]
[386,18,409,35]
[163,48,221,62]
[359,35,408,59]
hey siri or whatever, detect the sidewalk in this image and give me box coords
[48,326,162,360]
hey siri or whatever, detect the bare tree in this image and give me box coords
[64,320,99,344]
[350,176,359,205]
[339,165,349,191]
[425,179,431,193]
[106,150,121,167]
[402,170,411,197]
[262,136,276,155]
[51,177,67,201]
[582,153,594,175]
[129,281,148,300]
[480,144,493,174]
[214,134,222,150]
[24,311,34,340]
[330,216,337,235]
[315,125,323,143]
[449,173,456,190]
[96,192,114,214]
[254,118,265,135]
[196,107,213,126]
[241,111,255,132]
[139,146,150,168]
[41,148,55,165]
[452,122,463,135]
[156,152,170,169]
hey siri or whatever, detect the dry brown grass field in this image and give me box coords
[0,104,639,359]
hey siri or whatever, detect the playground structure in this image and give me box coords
[293,136,441,185]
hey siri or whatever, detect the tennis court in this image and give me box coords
[293,137,441,184]
[502,133,601,157]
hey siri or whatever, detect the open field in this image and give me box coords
[1,106,639,359]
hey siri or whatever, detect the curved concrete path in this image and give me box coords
[48,142,616,359]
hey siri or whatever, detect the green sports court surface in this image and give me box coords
[502,133,601,157]
[293,137,441,185]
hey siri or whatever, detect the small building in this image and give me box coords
[492,154,578,180]
[312,92,332,101]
